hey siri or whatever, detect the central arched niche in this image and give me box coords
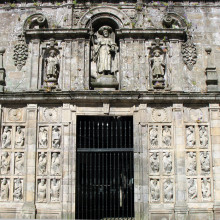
[88,15,121,90]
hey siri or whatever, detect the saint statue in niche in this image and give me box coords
[91,25,119,90]
[38,179,46,202]
[1,178,9,201]
[15,126,25,148]
[2,126,11,148]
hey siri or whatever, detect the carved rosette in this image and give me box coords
[8,108,22,121]
[43,108,58,122]
[181,35,197,71]
[13,35,28,71]
[152,109,167,122]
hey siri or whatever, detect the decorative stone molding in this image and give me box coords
[8,108,23,122]
[43,108,58,122]
[163,12,187,29]
[181,33,197,71]
[152,108,167,122]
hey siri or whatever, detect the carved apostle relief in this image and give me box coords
[150,179,160,201]
[2,126,12,148]
[150,152,159,173]
[15,126,25,148]
[0,152,10,175]
[200,152,210,174]
[15,152,24,175]
[149,126,158,148]
[186,126,196,148]
[162,126,171,147]
[13,178,22,201]
[51,178,60,202]
[52,126,61,148]
[163,152,172,174]
[188,178,197,200]
[187,152,197,175]
[199,126,208,149]
[38,152,47,175]
[38,179,47,202]
[202,178,211,199]
[51,153,61,175]
[0,178,9,201]
[148,38,168,90]
[39,127,48,148]
[164,179,173,202]
[90,25,119,90]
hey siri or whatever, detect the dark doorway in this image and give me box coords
[76,116,134,219]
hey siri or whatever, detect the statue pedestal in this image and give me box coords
[0,68,5,92]
[152,78,165,89]
[91,75,119,91]
[44,78,58,91]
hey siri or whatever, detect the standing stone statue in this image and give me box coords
[92,26,118,76]
[2,126,11,148]
[164,179,173,202]
[162,126,171,147]
[150,126,158,147]
[150,179,160,201]
[188,178,197,200]
[187,152,197,175]
[186,126,196,148]
[38,152,47,175]
[200,151,210,174]
[51,153,61,175]
[199,126,208,148]
[39,127,48,148]
[13,178,22,201]
[1,178,9,201]
[52,126,61,148]
[202,178,211,199]
[163,152,172,174]
[15,126,25,148]
[45,50,59,81]
[150,152,159,173]
[38,179,47,202]
[0,152,10,174]
[51,178,60,202]
[15,152,24,175]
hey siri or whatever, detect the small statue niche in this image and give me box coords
[148,38,168,90]
[90,25,119,90]
[42,41,60,91]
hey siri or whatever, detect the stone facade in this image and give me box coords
[0,0,220,219]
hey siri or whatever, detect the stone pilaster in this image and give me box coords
[173,104,188,220]
[22,104,38,219]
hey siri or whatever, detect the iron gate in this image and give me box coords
[76,116,134,219]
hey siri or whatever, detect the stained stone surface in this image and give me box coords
[0,1,219,219]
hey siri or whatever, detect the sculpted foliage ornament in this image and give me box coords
[13,35,28,71]
[181,33,197,71]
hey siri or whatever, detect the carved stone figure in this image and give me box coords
[163,152,172,174]
[202,178,211,199]
[0,152,10,174]
[15,152,24,175]
[150,126,158,147]
[39,127,48,148]
[52,126,61,148]
[15,126,25,148]
[150,152,159,173]
[150,179,160,201]
[13,178,22,201]
[1,178,9,201]
[45,50,59,81]
[186,126,196,148]
[92,26,118,76]
[162,126,171,147]
[164,179,173,202]
[51,178,60,202]
[187,152,197,175]
[2,126,11,148]
[200,151,210,174]
[51,153,61,175]
[199,126,208,148]
[188,178,197,200]
[38,179,46,202]
[38,152,47,175]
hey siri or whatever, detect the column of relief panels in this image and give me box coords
[184,108,213,203]
[36,107,62,204]
[0,108,26,203]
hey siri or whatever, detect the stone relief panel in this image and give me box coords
[2,126,12,149]
[13,178,23,201]
[150,152,159,174]
[14,152,24,175]
[148,107,172,123]
[184,107,208,123]
[0,152,10,175]
[185,121,212,202]
[163,152,172,174]
[37,123,62,204]
[39,107,61,123]
[150,179,160,202]
[4,108,25,123]
[15,126,25,148]
[0,178,9,201]
[163,179,173,202]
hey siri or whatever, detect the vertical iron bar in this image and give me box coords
[111,121,113,148]
[129,120,132,148]
[85,153,88,219]
[81,153,84,219]
[93,120,95,148]
[79,121,82,148]
[122,152,124,217]
[126,152,129,218]
[94,152,97,219]
[131,152,134,217]
[84,120,86,148]
[115,119,118,148]
[89,152,92,219]
[118,152,120,218]
[113,152,116,218]
[120,119,123,148]
[102,121,104,149]
[98,153,100,219]
[88,120,91,148]
[125,120,127,148]
[102,153,104,219]
[97,122,100,148]
[106,122,109,149]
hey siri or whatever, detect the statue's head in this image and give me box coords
[2,178,7,184]
[153,49,161,57]
[17,126,21,132]
[98,26,112,37]
[49,50,56,57]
